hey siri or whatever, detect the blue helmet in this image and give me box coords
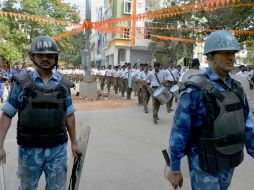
[29,36,59,70]
[203,30,240,55]
[29,36,59,55]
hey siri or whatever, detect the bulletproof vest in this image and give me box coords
[185,74,246,172]
[13,73,75,148]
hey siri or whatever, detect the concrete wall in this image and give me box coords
[130,49,152,64]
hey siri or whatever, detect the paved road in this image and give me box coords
[1,89,254,189]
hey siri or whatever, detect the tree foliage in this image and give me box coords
[0,0,85,67]
[149,0,254,66]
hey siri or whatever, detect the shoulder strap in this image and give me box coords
[154,72,161,85]
[168,69,176,82]
[185,74,225,102]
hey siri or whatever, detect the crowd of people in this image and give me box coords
[84,58,201,124]
[0,30,253,190]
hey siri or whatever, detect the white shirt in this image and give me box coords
[105,69,113,77]
[236,71,249,79]
[139,71,149,81]
[146,70,165,87]
[176,70,184,80]
[120,69,126,78]
[123,69,135,79]
[247,70,254,80]
[91,68,98,76]
[99,69,106,76]
[134,69,141,78]
[117,70,123,78]
[113,70,119,77]
[164,68,178,82]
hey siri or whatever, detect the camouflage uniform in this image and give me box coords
[17,144,67,190]
[169,68,254,189]
[2,70,75,190]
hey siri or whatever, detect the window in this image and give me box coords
[144,31,150,39]
[144,22,151,39]
[123,28,130,39]
[124,0,132,14]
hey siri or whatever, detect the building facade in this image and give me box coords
[96,0,153,67]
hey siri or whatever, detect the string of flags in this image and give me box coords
[0,0,253,43]
[0,11,82,28]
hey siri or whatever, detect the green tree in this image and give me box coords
[0,0,84,67]
[149,1,197,66]
[148,0,254,66]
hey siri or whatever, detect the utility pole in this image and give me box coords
[79,0,97,99]
[83,0,91,81]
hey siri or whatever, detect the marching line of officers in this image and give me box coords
[91,61,186,124]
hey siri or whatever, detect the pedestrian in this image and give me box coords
[236,65,248,79]
[99,66,106,91]
[190,58,200,70]
[120,65,127,97]
[139,63,151,113]
[135,63,144,105]
[146,61,166,124]
[176,65,184,80]
[0,36,81,190]
[0,68,9,103]
[105,65,113,93]
[123,63,135,100]
[132,63,138,96]
[91,64,98,82]
[164,61,178,113]
[113,66,120,94]
[167,30,254,190]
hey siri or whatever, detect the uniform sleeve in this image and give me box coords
[243,95,254,157]
[169,88,204,171]
[66,89,76,116]
[169,91,192,171]
[1,81,23,118]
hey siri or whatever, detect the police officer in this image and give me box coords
[167,30,254,190]
[0,36,80,190]
[10,61,25,77]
